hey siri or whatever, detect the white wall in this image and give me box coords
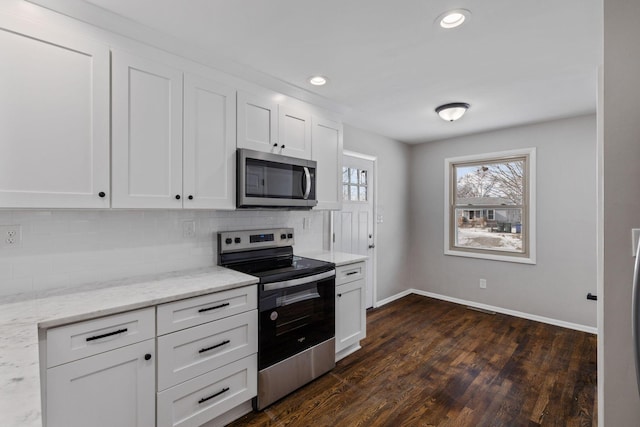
[0,209,325,299]
[343,125,412,302]
[601,0,640,423]
[409,114,597,328]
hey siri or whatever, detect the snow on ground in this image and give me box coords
[457,227,522,252]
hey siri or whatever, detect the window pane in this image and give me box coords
[454,207,523,253]
[342,184,349,200]
[359,186,367,201]
[350,185,358,200]
[342,167,349,184]
[350,169,358,184]
[455,159,524,206]
[360,170,367,185]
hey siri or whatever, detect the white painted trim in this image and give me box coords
[343,150,376,162]
[375,289,413,307]
[375,289,597,334]
[335,344,362,362]
[444,147,537,265]
[596,64,604,426]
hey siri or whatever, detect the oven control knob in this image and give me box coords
[287,233,293,239]
[225,238,232,245]
[270,311,278,321]
[234,237,241,244]
[280,234,286,240]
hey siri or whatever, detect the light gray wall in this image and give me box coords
[409,114,597,328]
[343,124,412,302]
[601,0,640,423]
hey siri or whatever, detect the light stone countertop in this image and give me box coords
[0,266,259,427]
[299,250,368,266]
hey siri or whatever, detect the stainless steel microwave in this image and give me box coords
[236,148,318,209]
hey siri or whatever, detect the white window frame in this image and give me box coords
[444,147,536,264]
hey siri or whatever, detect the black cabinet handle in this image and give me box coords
[346,271,358,276]
[86,328,127,342]
[175,195,181,200]
[199,339,230,354]
[281,145,285,149]
[144,353,152,361]
[273,143,278,147]
[98,192,106,198]
[337,293,342,297]
[198,387,230,404]
[188,195,193,200]
[198,302,230,313]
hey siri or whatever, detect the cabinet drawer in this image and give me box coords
[46,307,155,368]
[157,354,257,427]
[157,286,257,335]
[157,310,258,391]
[336,262,366,286]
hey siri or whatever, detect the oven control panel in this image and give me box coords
[218,228,294,253]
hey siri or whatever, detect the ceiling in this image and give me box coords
[30,0,603,144]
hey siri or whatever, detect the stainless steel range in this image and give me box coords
[218,228,336,410]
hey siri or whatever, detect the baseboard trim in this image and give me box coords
[376,289,597,335]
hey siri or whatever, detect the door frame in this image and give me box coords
[331,150,378,308]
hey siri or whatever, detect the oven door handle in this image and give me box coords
[278,289,321,306]
[263,269,335,291]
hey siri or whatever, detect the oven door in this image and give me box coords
[237,148,317,209]
[258,271,335,370]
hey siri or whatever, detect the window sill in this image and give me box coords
[444,248,536,265]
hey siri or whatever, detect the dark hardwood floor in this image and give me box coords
[228,294,597,427]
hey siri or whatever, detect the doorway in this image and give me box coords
[332,151,376,308]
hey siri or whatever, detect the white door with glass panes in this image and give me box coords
[333,153,375,308]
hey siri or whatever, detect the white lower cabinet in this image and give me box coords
[157,354,257,427]
[46,339,155,427]
[335,262,367,360]
[44,286,258,427]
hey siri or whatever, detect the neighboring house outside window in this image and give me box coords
[444,148,536,264]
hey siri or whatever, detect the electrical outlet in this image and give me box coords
[479,279,487,289]
[0,225,22,248]
[633,229,640,256]
[182,220,196,239]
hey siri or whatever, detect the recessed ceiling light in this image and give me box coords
[309,76,328,86]
[435,103,470,121]
[437,9,471,29]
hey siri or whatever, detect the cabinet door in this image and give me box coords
[0,25,109,208]
[183,74,236,209]
[236,91,278,153]
[112,50,183,208]
[46,339,155,427]
[278,105,312,159]
[336,279,366,353]
[312,117,343,210]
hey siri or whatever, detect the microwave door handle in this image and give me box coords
[303,167,311,200]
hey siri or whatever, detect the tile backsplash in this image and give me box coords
[0,209,328,298]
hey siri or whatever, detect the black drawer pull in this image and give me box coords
[199,339,231,354]
[198,302,230,313]
[346,271,359,276]
[198,387,230,404]
[86,328,128,342]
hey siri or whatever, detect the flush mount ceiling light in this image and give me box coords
[436,9,471,29]
[435,103,470,121]
[308,76,328,86]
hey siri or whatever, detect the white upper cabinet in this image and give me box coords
[112,50,184,208]
[312,117,343,210]
[237,91,278,153]
[0,24,110,208]
[183,74,236,210]
[278,105,312,159]
[237,91,312,159]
